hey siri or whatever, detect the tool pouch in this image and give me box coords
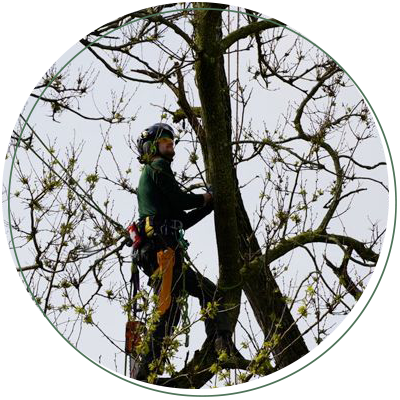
[152,247,175,316]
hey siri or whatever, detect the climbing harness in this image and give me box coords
[15,116,213,380]
[127,223,142,249]
[177,229,190,251]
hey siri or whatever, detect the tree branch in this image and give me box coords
[145,14,198,51]
[155,336,250,388]
[29,93,114,122]
[246,231,379,279]
[339,155,386,170]
[220,18,284,52]
[324,249,363,300]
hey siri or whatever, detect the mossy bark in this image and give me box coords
[193,6,242,329]
[192,4,308,366]
[235,183,309,367]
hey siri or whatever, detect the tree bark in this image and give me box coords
[235,183,309,368]
[193,5,242,329]
[192,4,308,365]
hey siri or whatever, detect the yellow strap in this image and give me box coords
[145,216,154,237]
[153,248,175,315]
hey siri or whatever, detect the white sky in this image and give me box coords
[4,13,389,383]
[0,0,398,396]
[2,0,390,384]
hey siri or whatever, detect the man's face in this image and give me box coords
[157,137,175,160]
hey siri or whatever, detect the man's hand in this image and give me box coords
[203,192,213,206]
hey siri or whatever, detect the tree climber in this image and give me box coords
[134,122,233,381]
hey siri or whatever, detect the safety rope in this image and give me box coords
[17,116,135,375]
[125,252,141,376]
[176,229,191,347]
[235,9,240,139]
[124,259,135,376]
[179,277,190,347]
[227,5,231,85]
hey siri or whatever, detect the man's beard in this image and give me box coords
[161,149,175,161]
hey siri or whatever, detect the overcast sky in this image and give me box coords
[3,4,389,384]
[0,0,396,396]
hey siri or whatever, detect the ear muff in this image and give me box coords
[142,141,157,156]
[149,141,158,156]
[138,123,174,163]
[142,141,151,156]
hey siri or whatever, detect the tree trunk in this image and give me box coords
[192,4,308,366]
[235,183,309,367]
[193,5,242,329]
[193,3,308,368]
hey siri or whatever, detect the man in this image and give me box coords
[135,122,233,381]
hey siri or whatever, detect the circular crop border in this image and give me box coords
[6,6,397,397]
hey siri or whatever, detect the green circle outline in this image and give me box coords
[6,6,397,397]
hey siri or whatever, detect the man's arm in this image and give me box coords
[181,200,214,230]
[151,159,206,210]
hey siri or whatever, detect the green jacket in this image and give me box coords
[137,158,206,224]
